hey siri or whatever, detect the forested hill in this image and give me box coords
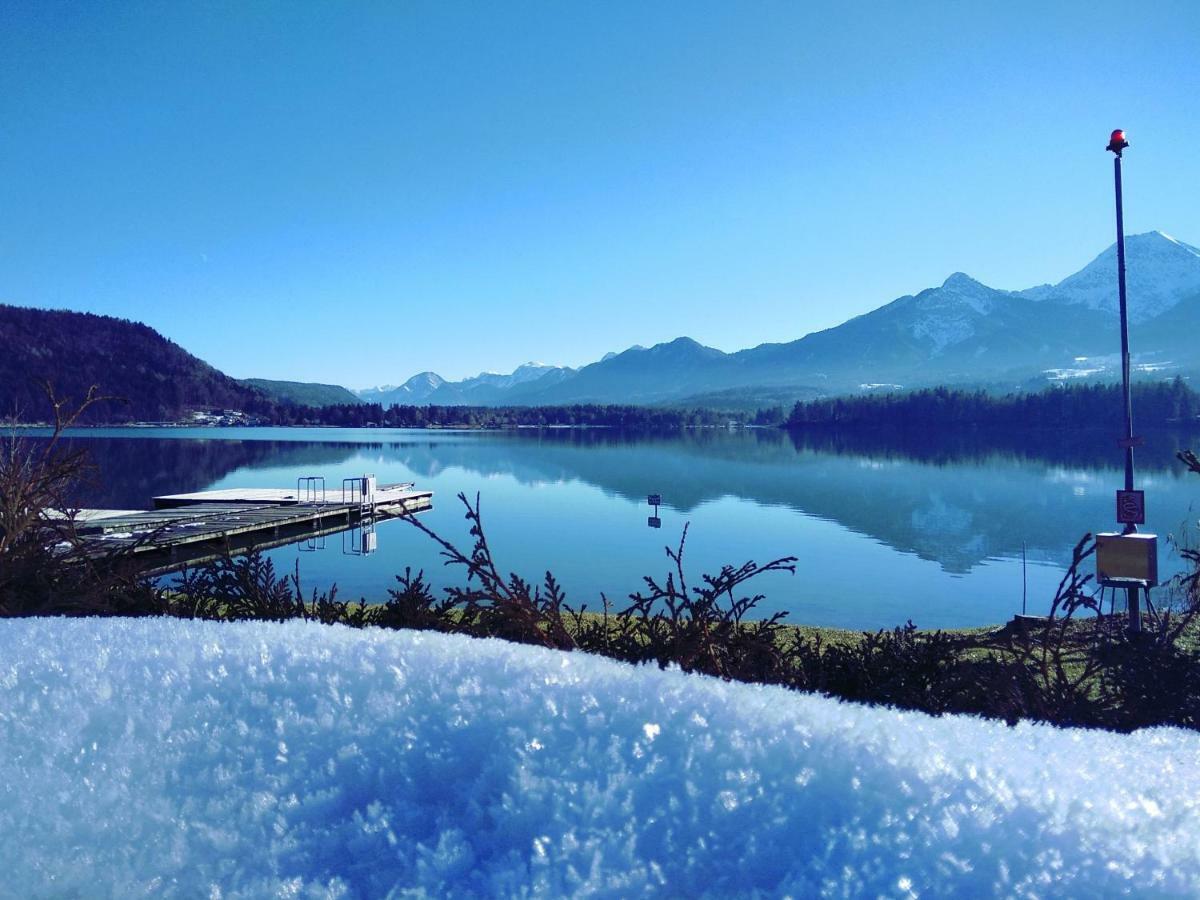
[784,381,1200,430]
[0,304,272,422]
[240,379,363,408]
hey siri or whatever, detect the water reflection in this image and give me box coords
[57,426,1200,575]
[41,425,1200,629]
[786,425,1200,470]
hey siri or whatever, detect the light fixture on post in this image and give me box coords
[1096,128,1156,635]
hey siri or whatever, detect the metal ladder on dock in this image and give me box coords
[296,476,326,504]
[342,475,378,517]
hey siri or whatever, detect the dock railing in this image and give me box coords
[342,475,377,515]
[296,476,326,504]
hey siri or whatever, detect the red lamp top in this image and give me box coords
[1107,129,1130,154]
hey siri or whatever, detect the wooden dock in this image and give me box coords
[151,481,419,509]
[74,480,432,575]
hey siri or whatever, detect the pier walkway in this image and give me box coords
[74,479,432,575]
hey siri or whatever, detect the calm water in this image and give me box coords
[49,425,1200,631]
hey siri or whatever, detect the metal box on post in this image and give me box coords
[1096,533,1158,587]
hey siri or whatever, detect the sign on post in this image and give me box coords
[1116,489,1145,525]
[647,494,661,507]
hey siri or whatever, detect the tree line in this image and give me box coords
[782,379,1200,430]
[268,402,744,430]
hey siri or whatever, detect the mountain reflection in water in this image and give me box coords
[46,425,1200,630]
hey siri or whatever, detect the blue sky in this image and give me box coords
[2,1,1198,385]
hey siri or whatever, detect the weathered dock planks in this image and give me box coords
[73,482,432,575]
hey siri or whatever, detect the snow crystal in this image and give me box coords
[0,618,1198,898]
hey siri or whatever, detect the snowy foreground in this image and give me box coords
[1,620,1198,898]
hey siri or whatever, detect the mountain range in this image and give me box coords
[356,363,576,407]
[5,231,1198,420]
[357,231,1200,408]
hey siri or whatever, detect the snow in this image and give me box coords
[2,618,1199,898]
[404,372,446,390]
[907,274,1009,353]
[909,313,975,354]
[1044,365,1109,381]
[463,363,564,391]
[1022,231,1200,322]
[938,272,1001,315]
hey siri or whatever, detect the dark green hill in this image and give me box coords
[240,378,363,408]
[0,304,271,423]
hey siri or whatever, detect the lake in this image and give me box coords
[51,425,1200,631]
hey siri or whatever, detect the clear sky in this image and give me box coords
[2,1,1198,386]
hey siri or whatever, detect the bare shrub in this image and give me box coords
[396,492,582,649]
[0,384,162,616]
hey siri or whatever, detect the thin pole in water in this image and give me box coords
[1022,541,1027,616]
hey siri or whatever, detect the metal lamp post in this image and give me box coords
[1105,128,1141,633]
[1107,129,1135,504]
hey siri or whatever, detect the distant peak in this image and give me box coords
[644,336,726,360]
[1125,230,1200,255]
[405,371,444,386]
[941,272,981,289]
[1026,227,1200,322]
[1074,230,1200,269]
[658,336,703,349]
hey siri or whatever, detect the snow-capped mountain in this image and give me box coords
[460,363,566,391]
[355,372,447,406]
[365,231,1200,407]
[905,272,1011,355]
[355,363,573,407]
[1021,231,1200,322]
